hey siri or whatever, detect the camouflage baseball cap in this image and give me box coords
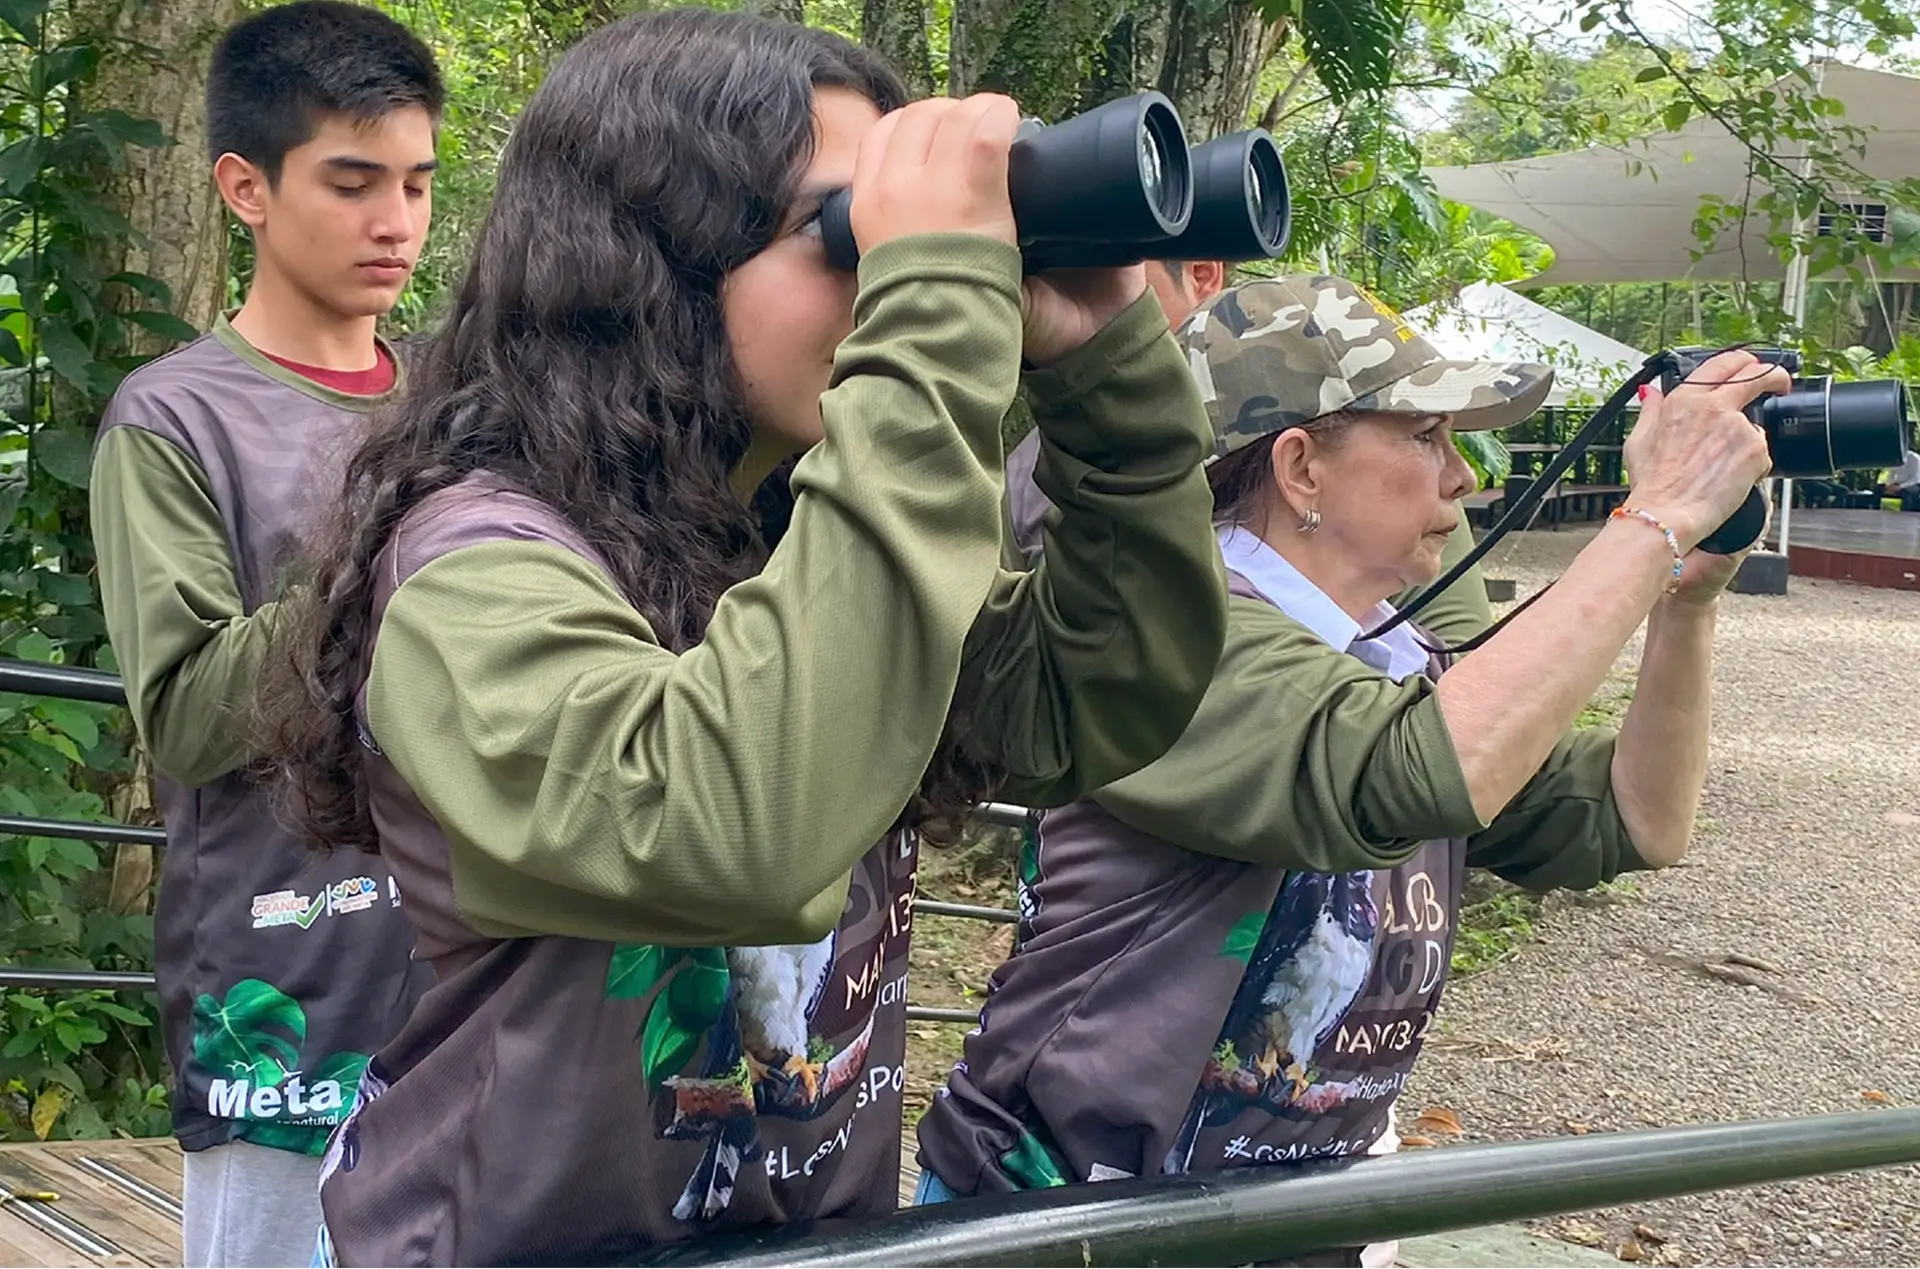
[1176,274,1554,459]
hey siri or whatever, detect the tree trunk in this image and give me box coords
[1153,0,1276,142]
[74,0,237,350]
[861,0,934,98]
[948,0,1021,99]
[951,0,1129,120]
[748,0,808,25]
[72,0,237,914]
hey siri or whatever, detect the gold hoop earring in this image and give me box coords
[1299,508,1322,534]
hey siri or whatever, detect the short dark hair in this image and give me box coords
[206,1,444,182]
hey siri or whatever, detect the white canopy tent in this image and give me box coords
[1423,59,1920,559]
[1405,281,1649,408]
[1422,61,1920,289]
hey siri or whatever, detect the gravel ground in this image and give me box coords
[1402,525,1920,1267]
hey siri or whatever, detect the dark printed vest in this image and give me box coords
[96,325,429,1155]
[915,567,1465,1194]
[316,477,918,1267]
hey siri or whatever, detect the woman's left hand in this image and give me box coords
[1021,263,1150,366]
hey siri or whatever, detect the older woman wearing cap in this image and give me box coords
[912,274,1778,1261]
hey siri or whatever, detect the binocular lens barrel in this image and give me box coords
[1007,91,1192,243]
[1168,128,1291,263]
[817,92,1291,272]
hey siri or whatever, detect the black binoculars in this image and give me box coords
[817,91,1291,273]
[1660,346,1913,554]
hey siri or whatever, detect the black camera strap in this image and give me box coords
[1359,352,1675,654]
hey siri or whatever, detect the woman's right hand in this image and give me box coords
[1621,350,1785,550]
[849,93,1021,255]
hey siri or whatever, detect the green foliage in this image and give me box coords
[1,989,167,1141]
[1449,889,1539,978]
[0,0,186,1141]
[1453,428,1510,491]
[1423,4,1920,360]
[605,943,732,1087]
[1285,0,1406,104]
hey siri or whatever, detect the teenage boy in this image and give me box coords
[89,4,443,1263]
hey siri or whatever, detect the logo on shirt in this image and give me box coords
[250,876,384,929]
[250,889,325,930]
[328,876,380,915]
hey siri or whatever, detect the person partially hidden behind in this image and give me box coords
[88,5,442,1264]
[1884,447,1920,511]
[914,274,1781,1268]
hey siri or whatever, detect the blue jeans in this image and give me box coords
[912,1169,959,1205]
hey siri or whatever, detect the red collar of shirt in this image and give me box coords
[261,343,396,397]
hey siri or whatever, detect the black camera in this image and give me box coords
[1660,346,1912,554]
[817,91,1291,274]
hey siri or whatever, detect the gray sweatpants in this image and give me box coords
[182,1140,323,1268]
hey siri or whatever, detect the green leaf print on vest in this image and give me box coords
[1221,911,1267,965]
[312,1049,371,1099]
[1015,823,1043,931]
[192,978,305,1086]
[236,1120,325,1153]
[236,1047,368,1152]
[999,1129,1069,1190]
[192,980,367,1152]
[606,944,733,1089]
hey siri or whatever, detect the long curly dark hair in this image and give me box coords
[259,9,999,855]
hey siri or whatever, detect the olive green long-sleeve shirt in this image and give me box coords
[93,426,281,785]
[359,237,1225,947]
[1092,591,1642,889]
[91,323,401,786]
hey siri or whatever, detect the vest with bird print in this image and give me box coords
[313,477,919,1267]
[915,569,1464,1193]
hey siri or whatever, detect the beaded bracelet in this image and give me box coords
[1611,505,1684,593]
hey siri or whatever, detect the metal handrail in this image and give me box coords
[972,803,1033,831]
[636,1110,1920,1267]
[0,673,1053,1026]
[0,655,1020,1021]
[5,657,1920,1266]
[0,814,166,847]
[913,899,1017,925]
[0,657,127,705]
[0,968,158,992]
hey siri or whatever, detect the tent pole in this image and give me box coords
[1769,59,1827,562]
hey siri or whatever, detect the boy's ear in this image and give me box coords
[214,152,272,229]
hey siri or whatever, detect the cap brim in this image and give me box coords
[1350,360,1554,432]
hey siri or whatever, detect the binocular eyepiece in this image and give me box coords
[1660,346,1914,554]
[818,91,1291,273]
